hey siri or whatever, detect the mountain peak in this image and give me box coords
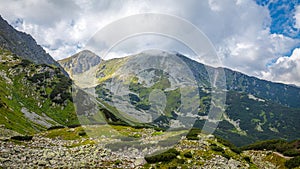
[58,49,101,75]
[77,49,97,56]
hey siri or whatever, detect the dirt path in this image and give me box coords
[273,152,293,160]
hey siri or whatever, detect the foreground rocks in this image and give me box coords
[0,136,146,168]
[0,126,288,168]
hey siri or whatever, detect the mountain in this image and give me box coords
[58,50,101,88]
[0,14,299,168]
[58,50,101,75]
[0,48,78,135]
[177,53,300,108]
[0,16,78,135]
[0,16,66,71]
[60,50,300,146]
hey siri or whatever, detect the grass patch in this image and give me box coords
[42,127,87,140]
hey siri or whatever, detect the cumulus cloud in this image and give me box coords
[0,0,299,85]
[262,48,300,86]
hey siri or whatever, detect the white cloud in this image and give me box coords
[0,0,300,85]
[262,48,300,86]
[294,5,300,29]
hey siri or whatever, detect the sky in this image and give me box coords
[0,0,300,86]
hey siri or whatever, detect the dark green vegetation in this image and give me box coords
[214,91,300,146]
[144,148,180,163]
[177,53,300,146]
[0,48,78,134]
[241,139,300,157]
[241,139,300,168]
[285,156,300,169]
[10,135,33,141]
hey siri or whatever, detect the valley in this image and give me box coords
[0,14,299,168]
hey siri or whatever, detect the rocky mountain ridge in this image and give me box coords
[0,16,67,74]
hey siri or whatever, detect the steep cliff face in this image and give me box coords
[0,16,64,69]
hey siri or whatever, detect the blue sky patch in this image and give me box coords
[255,0,300,39]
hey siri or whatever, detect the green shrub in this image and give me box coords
[0,99,5,108]
[47,126,65,130]
[144,148,180,163]
[211,145,225,153]
[78,130,87,136]
[11,135,33,141]
[186,128,201,140]
[285,156,300,169]
[243,156,251,163]
[67,124,81,128]
[176,158,185,164]
[114,159,122,165]
[222,153,231,160]
[50,74,72,104]
[241,139,287,152]
[216,136,242,154]
[184,151,192,158]
[241,139,300,157]
[167,148,180,156]
[19,59,32,67]
[283,149,300,157]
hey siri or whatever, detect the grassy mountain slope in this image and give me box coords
[0,48,78,135]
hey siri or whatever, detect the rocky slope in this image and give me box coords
[58,50,101,75]
[0,125,297,168]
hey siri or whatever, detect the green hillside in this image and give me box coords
[0,48,78,134]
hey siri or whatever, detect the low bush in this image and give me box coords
[186,128,201,140]
[285,156,300,169]
[211,145,225,153]
[67,124,81,128]
[216,136,242,154]
[78,130,87,136]
[243,156,251,163]
[144,148,180,163]
[184,151,192,158]
[222,153,231,160]
[242,139,300,157]
[283,149,300,157]
[19,59,32,67]
[47,126,65,130]
[11,135,33,141]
